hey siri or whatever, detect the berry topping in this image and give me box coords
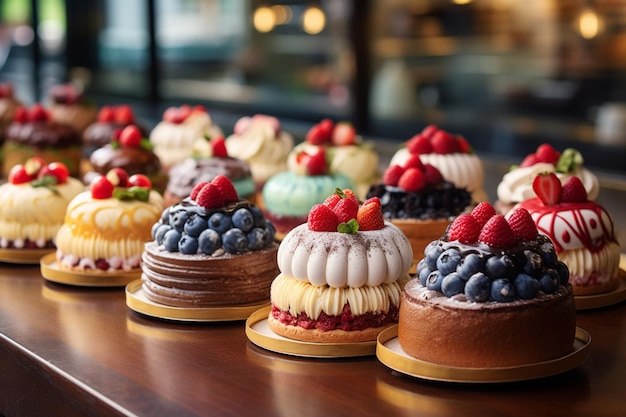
[114,105,135,125]
[0,83,13,98]
[49,83,81,105]
[310,188,384,233]
[24,156,46,176]
[431,130,460,154]
[478,214,516,247]
[406,134,433,154]
[532,172,562,206]
[190,181,209,200]
[397,167,425,192]
[304,119,356,147]
[423,163,444,185]
[163,105,192,124]
[405,125,472,155]
[8,164,32,185]
[97,106,115,122]
[305,119,334,145]
[118,125,143,148]
[212,174,239,204]
[421,124,438,139]
[334,192,359,224]
[29,103,49,122]
[331,122,356,146]
[296,147,327,176]
[382,164,405,187]
[560,176,587,202]
[403,154,425,171]
[44,162,69,184]
[535,144,561,164]
[506,207,538,240]
[13,106,28,123]
[308,203,340,232]
[90,175,115,199]
[447,213,481,244]
[106,168,129,187]
[195,183,224,209]
[470,201,496,227]
[357,197,385,231]
[128,174,151,189]
[211,136,228,158]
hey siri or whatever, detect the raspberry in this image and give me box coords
[421,125,439,139]
[519,153,539,168]
[560,176,587,202]
[398,167,425,192]
[190,181,209,201]
[430,130,460,154]
[406,134,432,154]
[532,172,561,206]
[506,207,537,240]
[382,165,405,186]
[447,213,481,244]
[211,175,238,204]
[456,136,471,153]
[211,136,228,158]
[357,197,384,231]
[470,201,496,227]
[308,204,339,232]
[403,154,424,170]
[479,215,516,247]
[196,183,224,209]
[422,163,443,184]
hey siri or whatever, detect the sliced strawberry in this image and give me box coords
[212,174,238,203]
[90,175,115,199]
[535,144,560,165]
[398,167,425,192]
[519,153,539,168]
[560,176,587,202]
[403,154,424,170]
[119,125,143,148]
[422,163,443,185]
[506,207,537,240]
[447,213,481,244]
[128,174,151,189]
[470,201,496,227]
[421,125,439,139]
[190,181,209,201]
[479,214,516,247]
[532,172,561,206]
[211,136,228,158]
[8,164,33,185]
[114,105,135,125]
[195,182,224,209]
[406,134,433,154]
[308,204,339,232]
[97,106,115,122]
[431,130,460,154]
[302,147,327,176]
[46,162,69,184]
[106,168,129,187]
[24,157,46,176]
[331,122,356,146]
[357,197,385,231]
[382,165,405,186]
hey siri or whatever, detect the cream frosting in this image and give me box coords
[271,273,409,318]
[390,148,486,202]
[0,178,85,246]
[55,190,163,265]
[558,244,621,287]
[149,110,223,168]
[226,118,293,184]
[277,222,413,288]
[497,163,600,204]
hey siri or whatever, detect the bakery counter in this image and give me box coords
[1,262,626,417]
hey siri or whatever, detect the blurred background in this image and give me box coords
[1,0,626,174]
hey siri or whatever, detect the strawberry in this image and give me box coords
[456,136,471,153]
[128,174,151,189]
[423,163,443,185]
[403,154,424,170]
[212,174,238,204]
[115,105,135,125]
[302,148,327,176]
[506,207,537,240]
[90,175,115,199]
[470,201,496,227]
[97,106,115,122]
[535,144,560,165]
[13,106,28,123]
[322,189,342,210]
[447,213,481,244]
[308,203,339,232]
[532,172,561,206]
[190,181,209,200]
[305,121,332,145]
[163,106,183,124]
[24,157,46,176]
[211,136,228,158]
[519,153,539,168]
[431,130,460,154]
[382,165,405,186]
[561,176,587,202]
[331,122,356,146]
[357,197,385,231]
[119,125,143,148]
[479,214,516,247]
[195,182,224,209]
[421,125,439,139]
[318,118,334,137]
[333,192,359,224]
[36,165,57,183]
[406,134,433,154]
[46,162,69,184]
[398,167,425,192]
[8,164,33,185]
[106,168,129,187]
[29,104,49,122]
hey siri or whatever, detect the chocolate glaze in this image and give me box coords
[5,121,80,148]
[89,144,161,176]
[166,157,251,199]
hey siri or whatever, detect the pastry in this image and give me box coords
[55,169,164,272]
[390,125,487,203]
[399,202,576,367]
[48,83,97,134]
[0,158,83,251]
[268,191,413,343]
[514,172,621,296]
[141,175,279,307]
[262,145,354,239]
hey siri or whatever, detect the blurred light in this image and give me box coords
[302,6,325,35]
[12,25,34,46]
[272,5,293,25]
[254,6,276,33]
[578,8,600,39]
[452,0,472,4]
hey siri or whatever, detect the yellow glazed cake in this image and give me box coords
[55,169,163,271]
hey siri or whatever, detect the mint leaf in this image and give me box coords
[555,148,583,173]
[30,175,60,194]
[113,186,150,202]
[337,218,359,234]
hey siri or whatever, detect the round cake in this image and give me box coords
[163,135,255,207]
[149,104,222,169]
[496,144,599,214]
[390,125,487,203]
[48,83,97,135]
[262,145,354,238]
[268,191,413,343]
[3,104,82,177]
[514,173,620,296]
[398,202,576,368]
[0,159,83,250]
[141,175,279,308]
[55,170,164,272]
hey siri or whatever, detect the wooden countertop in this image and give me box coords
[1,262,625,417]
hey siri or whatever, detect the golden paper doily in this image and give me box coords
[40,253,140,287]
[0,247,54,264]
[125,279,269,322]
[376,325,590,383]
[575,269,626,310]
[245,306,377,358]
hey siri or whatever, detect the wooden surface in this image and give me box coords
[0,263,625,417]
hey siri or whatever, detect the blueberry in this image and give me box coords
[265,221,276,242]
[417,259,431,286]
[250,206,266,228]
[485,255,514,279]
[555,261,570,286]
[424,241,443,270]
[198,229,221,255]
[178,235,199,254]
[436,248,462,276]
[523,250,544,277]
[441,272,465,297]
[514,273,540,299]
[540,269,560,294]
[232,208,254,232]
[222,228,248,253]
[151,222,161,239]
[184,214,208,237]
[426,270,444,292]
[208,212,232,234]
[170,210,190,231]
[465,272,491,302]
[491,278,515,302]
[154,224,172,245]
[456,253,483,280]
[162,229,182,252]
[541,242,557,267]
[160,207,171,224]
[247,227,269,250]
